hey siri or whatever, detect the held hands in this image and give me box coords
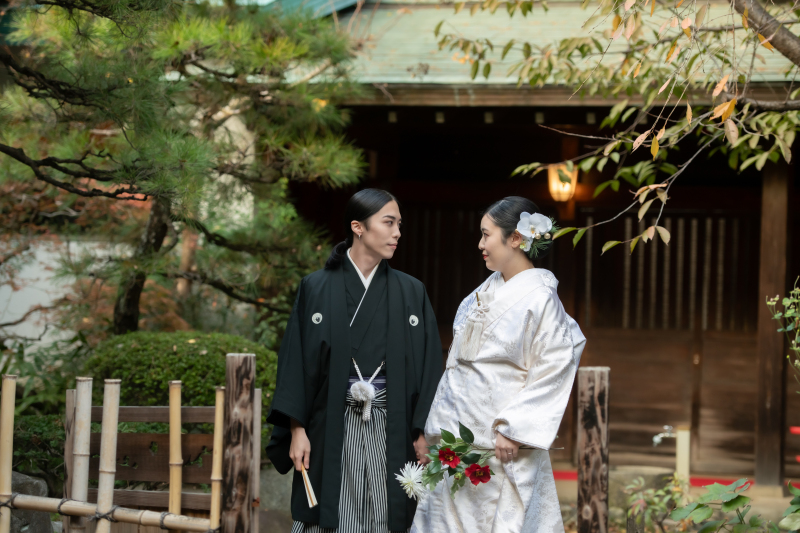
[289,419,311,471]
[414,434,431,465]
[495,433,521,463]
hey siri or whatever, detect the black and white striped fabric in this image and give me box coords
[291,388,406,533]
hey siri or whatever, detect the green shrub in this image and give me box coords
[13,415,66,497]
[86,330,277,422]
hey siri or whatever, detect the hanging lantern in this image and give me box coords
[547,164,578,202]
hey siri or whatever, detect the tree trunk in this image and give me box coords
[733,0,800,68]
[113,198,170,335]
[176,228,198,299]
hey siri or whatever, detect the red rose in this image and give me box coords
[438,447,461,468]
[464,464,491,485]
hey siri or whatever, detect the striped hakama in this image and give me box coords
[292,381,407,533]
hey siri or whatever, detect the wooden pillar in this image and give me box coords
[222,354,255,533]
[577,367,610,533]
[755,162,789,488]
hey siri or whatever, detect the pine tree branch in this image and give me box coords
[171,214,289,255]
[0,242,32,268]
[0,142,148,200]
[159,270,290,312]
[734,0,800,68]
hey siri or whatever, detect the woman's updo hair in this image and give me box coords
[483,196,554,261]
[325,188,399,270]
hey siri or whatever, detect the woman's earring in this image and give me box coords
[358,234,362,240]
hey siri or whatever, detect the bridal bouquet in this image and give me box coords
[396,422,495,501]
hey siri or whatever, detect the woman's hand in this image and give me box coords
[414,434,431,465]
[495,433,521,463]
[289,419,311,471]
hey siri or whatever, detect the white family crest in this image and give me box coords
[312,313,323,324]
[409,315,419,326]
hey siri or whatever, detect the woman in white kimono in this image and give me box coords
[411,197,586,533]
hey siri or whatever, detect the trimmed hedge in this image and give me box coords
[86,331,277,412]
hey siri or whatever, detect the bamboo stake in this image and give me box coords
[0,375,17,533]
[169,381,183,517]
[209,387,224,531]
[95,379,121,533]
[70,378,93,533]
[5,494,211,532]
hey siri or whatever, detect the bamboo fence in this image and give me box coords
[0,374,229,533]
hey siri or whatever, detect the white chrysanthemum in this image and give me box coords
[395,462,427,500]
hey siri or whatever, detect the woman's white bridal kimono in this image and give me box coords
[412,268,586,533]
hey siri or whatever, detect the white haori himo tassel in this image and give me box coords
[458,292,489,362]
[350,359,385,422]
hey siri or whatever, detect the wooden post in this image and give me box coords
[64,390,76,533]
[169,381,183,516]
[222,354,255,533]
[210,387,225,531]
[70,378,93,533]
[577,367,610,533]
[251,389,262,533]
[755,162,789,489]
[95,379,121,533]
[0,375,17,533]
[676,427,691,481]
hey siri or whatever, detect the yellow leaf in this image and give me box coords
[651,0,655,15]
[668,44,680,63]
[659,77,671,93]
[742,7,749,29]
[470,3,480,14]
[455,2,465,13]
[720,98,736,122]
[656,226,671,244]
[638,198,655,221]
[712,74,729,97]
[625,16,636,39]
[683,27,692,39]
[656,188,668,203]
[676,0,684,7]
[602,240,622,254]
[651,136,659,160]
[630,236,641,253]
[613,14,622,31]
[657,127,665,140]
[695,4,707,27]
[712,100,728,120]
[633,63,642,78]
[312,98,328,111]
[666,42,677,62]
[686,103,692,123]
[633,130,650,151]
[758,33,775,52]
[724,119,739,145]
[646,226,656,240]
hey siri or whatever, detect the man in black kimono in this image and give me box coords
[266,190,442,533]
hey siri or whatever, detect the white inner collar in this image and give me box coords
[347,248,378,290]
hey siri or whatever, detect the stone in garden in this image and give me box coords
[10,471,51,533]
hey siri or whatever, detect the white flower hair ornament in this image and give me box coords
[516,212,559,259]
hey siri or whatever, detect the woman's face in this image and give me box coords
[479,214,519,272]
[356,200,402,260]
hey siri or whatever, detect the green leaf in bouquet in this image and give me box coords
[789,482,800,497]
[428,461,443,474]
[697,520,725,533]
[779,513,800,531]
[458,422,475,444]
[783,505,800,517]
[441,429,456,444]
[461,453,481,465]
[453,444,470,453]
[688,505,714,523]
[722,495,751,513]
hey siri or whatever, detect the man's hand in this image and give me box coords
[414,433,431,465]
[289,419,311,471]
[495,433,521,463]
